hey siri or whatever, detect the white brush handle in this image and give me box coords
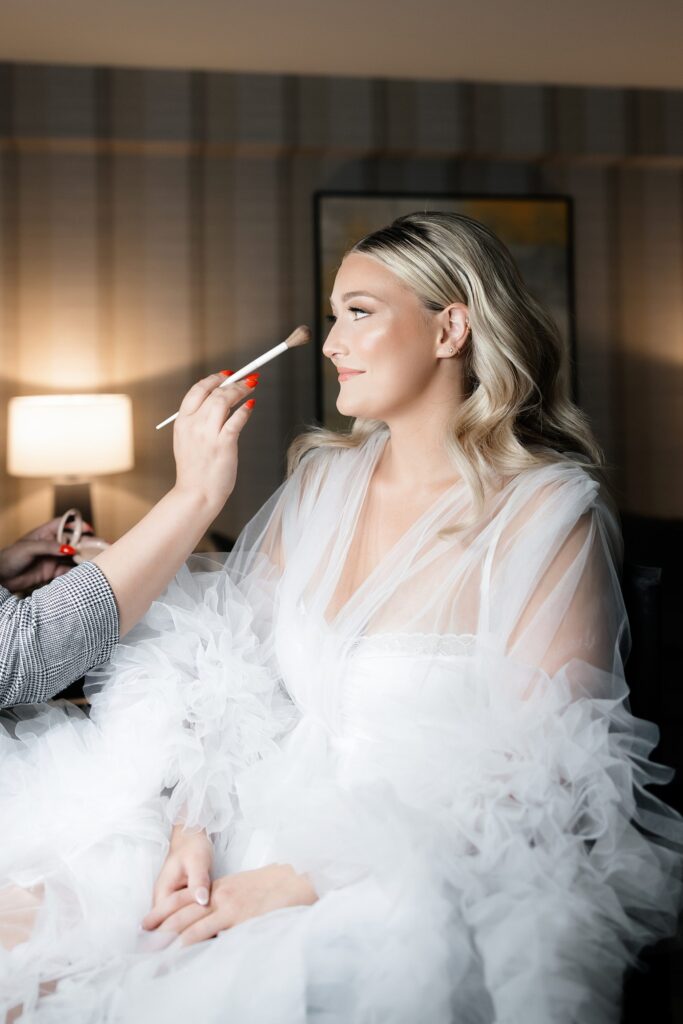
[155,340,288,430]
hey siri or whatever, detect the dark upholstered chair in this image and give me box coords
[619,560,681,1024]
[621,561,663,723]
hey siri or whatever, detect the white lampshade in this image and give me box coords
[7,394,134,478]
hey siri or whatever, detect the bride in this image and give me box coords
[1,210,681,1023]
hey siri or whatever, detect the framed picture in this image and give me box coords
[313,191,575,431]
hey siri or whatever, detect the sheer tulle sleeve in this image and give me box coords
[454,475,683,1019]
[81,457,325,838]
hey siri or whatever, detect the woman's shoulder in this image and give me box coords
[508,454,603,507]
[492,456,615,546]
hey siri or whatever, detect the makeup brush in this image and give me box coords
[155,324,311,430]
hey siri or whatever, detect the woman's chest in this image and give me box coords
[324,483,444,623]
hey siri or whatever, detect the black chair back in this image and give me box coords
[621,561,663,724]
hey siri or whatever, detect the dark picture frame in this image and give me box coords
[313,191,576,431]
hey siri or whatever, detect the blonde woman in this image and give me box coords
[1,212,681,1024]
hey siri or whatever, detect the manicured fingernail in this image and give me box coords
[245,398,256,410]
[195,887,209,906]
[59,544,77,556]
[246,378,258,389]
[220,370,233,376]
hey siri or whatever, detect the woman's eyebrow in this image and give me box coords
[329,290,384,305]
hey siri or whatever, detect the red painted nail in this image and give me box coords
[246,378,258,389]
[245,398,255,409]
[59,544,77,556]
[220,370,233,376]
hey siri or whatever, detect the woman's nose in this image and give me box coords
[322,335,339,359]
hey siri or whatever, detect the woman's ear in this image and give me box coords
[446,304,470,342]
[436,304,470,359]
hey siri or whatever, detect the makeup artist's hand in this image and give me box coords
[0,517,95,593]
[90,371,257,638]
[172,371,257,518]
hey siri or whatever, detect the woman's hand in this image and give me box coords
[92,371,257,638]
[142,825,214,932]
[172,371,258,519]
[0,517,94,593]
[142,863,318,946]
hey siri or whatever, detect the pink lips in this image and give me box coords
[337,369,365,382]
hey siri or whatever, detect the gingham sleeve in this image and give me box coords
[0,560,120,709]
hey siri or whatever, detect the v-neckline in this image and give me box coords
[321,430,465,630]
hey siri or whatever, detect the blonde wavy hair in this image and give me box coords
[286,210,609,534]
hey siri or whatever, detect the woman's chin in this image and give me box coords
[337,398,368,418]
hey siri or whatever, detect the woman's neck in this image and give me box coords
[378,420,461,493]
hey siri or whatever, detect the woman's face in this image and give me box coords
[323,252,447,421]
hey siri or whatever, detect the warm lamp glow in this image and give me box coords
[7,394,134,478]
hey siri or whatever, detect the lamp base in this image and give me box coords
[53,482,93,528]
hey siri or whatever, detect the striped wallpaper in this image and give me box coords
[0,63,681,547]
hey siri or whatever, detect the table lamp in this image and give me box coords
[7,394,134,528]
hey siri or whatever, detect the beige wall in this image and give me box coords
[1,65,682,548]
[0,0,681,90]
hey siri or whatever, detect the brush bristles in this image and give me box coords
[285,325,312,348]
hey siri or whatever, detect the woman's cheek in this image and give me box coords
[357,326,386,356]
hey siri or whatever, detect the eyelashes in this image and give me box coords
[325,307,369,324]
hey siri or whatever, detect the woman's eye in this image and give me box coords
[324,307,369,324]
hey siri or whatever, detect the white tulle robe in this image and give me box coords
[1,425,682,1023]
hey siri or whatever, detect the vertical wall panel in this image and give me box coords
[583,87,630,158]
[233,73,289,149]
[223,155,290,535]
[326,78,377,155]
[618,168,683,516]
[499,85,548,159]
[0,142,21,542]
[543,163,620,469]
[414,82,472,155]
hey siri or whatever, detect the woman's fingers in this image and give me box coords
[19,517,63,541]
[203,383,252,433]
[142,887,196,931]
[179,910,230,947]
[176,373,226,417]
[151,859,185,906]
[220,395,256,437]
[172,373,257,516]
[177,373,251,418]
[176,373,223,417]
[186,862,212,907]
[157,901,210,936]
